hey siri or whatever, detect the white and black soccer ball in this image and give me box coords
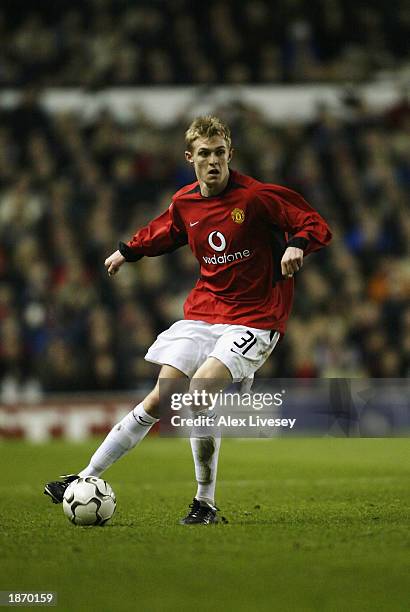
[63,477,116,526]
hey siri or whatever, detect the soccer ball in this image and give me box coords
[63,477,116,526]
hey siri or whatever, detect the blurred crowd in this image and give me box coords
[0,89,409,398]
[1,0,410,86]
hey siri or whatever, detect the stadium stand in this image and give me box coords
[0,0,409,86]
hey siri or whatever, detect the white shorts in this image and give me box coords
[145,319,280,382]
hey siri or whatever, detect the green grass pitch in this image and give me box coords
[0,437,409,612]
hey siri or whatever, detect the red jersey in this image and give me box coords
[122,170,332,333]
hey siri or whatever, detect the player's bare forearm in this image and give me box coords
[281,247,304,279]
[104,250,126,276]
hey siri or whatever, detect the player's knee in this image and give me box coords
[189,374,227,397]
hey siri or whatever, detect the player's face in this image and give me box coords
[185,136,232,196]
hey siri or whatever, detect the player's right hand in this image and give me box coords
[104,250,126,276]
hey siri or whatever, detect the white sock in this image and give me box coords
[78,403,158,478]
[190,409,221,506]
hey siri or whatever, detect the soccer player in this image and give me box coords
[44,116,332,524]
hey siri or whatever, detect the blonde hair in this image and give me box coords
[185,115,232,151]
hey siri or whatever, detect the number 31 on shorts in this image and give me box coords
[230,330,257,355]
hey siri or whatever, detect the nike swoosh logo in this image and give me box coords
[190,221,199,227]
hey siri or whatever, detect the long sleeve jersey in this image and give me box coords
[120,170,332,333]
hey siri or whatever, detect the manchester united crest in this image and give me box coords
[231,208,245,224]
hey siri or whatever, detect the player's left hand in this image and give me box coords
[281,247,304,279]
[104,250,126,276]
